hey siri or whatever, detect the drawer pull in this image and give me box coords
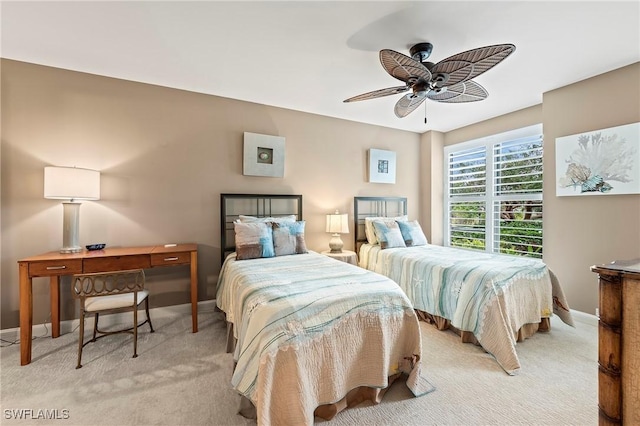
[46,266,67,270]
[164,257,179,261]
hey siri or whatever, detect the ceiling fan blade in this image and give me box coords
[380,49,432,84]
[430,44,515,87]
[394,91,427,118]
[343,85,409,103]
[427,80,488,103]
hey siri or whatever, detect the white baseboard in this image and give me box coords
[0,299,218,344]
[570,308,598,327]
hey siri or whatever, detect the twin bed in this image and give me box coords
[354,196,574,375]
[215,193,573,424]
[216,194,433,425]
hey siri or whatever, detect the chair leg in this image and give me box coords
[145,298,155,333]
[132,307,138,359]
[92,313,99,342]
[76,311,85,369]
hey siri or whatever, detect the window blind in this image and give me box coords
[444,126,544,259]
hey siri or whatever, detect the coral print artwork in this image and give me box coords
[556,122,640,196]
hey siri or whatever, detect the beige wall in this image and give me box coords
[444,105,543,147]
[0,59,421,329]
[543,63,640,315]
[419,131,444,245]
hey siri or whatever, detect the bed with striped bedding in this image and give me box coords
[216,250,434,425]
[359,243,574,375]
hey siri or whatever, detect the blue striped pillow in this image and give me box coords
[397,220,428,246]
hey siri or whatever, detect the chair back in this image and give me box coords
[72,269,146,300]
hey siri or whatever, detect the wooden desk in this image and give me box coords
[18,243,198,366]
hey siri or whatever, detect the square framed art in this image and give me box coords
[368,148,396,184]
[243,132,285,177]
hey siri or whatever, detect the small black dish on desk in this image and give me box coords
[86,243,106,251]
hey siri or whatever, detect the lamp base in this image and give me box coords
[60,246,83,254]
[61,202,82,254]
[329,234,344,253]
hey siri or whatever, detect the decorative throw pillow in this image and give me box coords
[234,222,275,260]
[397,220,428,246]
[364,215,408,245]
[238,214,296,223]
[371,220,407,249]
[272,221,308,256]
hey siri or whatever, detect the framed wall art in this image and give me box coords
[368,149,396,184]
[556,122,639,196]
[243,132,285,177]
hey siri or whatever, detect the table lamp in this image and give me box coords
[325,210,349,253]
[44,166,101,253]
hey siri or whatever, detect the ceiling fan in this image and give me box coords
[344,42,515,120]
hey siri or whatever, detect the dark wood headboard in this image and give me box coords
[353,196,407,251]
[220,193,303,264]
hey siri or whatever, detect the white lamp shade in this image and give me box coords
[44,166,100,200]
[326,212,349,234]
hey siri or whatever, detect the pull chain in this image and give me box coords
[424,101,427,124]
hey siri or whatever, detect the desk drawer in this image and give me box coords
[151,252,191,266]
[84,255,151,273]
[29,259,83,277]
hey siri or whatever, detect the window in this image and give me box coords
[444,125,544,258]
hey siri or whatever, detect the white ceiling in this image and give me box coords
[2,1,639,134]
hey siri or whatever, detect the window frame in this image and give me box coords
[443,124,544,258]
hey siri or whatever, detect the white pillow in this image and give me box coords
[238,214,297,223]
[364,215,408,244]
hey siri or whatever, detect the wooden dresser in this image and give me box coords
[591,259,640,425]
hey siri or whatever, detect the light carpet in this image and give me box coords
[0,307,597,425]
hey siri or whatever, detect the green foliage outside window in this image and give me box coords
[447,135,544,259]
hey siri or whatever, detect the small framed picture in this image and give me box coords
[368,149,396,184]
[243,132,285,177]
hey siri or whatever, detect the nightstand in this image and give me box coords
[321,250,358,266]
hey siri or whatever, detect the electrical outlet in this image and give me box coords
[595,307,600,318]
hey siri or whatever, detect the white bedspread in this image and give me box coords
[216,251,434,425]
[359,243,574,375]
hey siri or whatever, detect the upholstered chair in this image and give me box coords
[71,269,154,369]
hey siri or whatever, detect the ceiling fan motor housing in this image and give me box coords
[410,42,433,62]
